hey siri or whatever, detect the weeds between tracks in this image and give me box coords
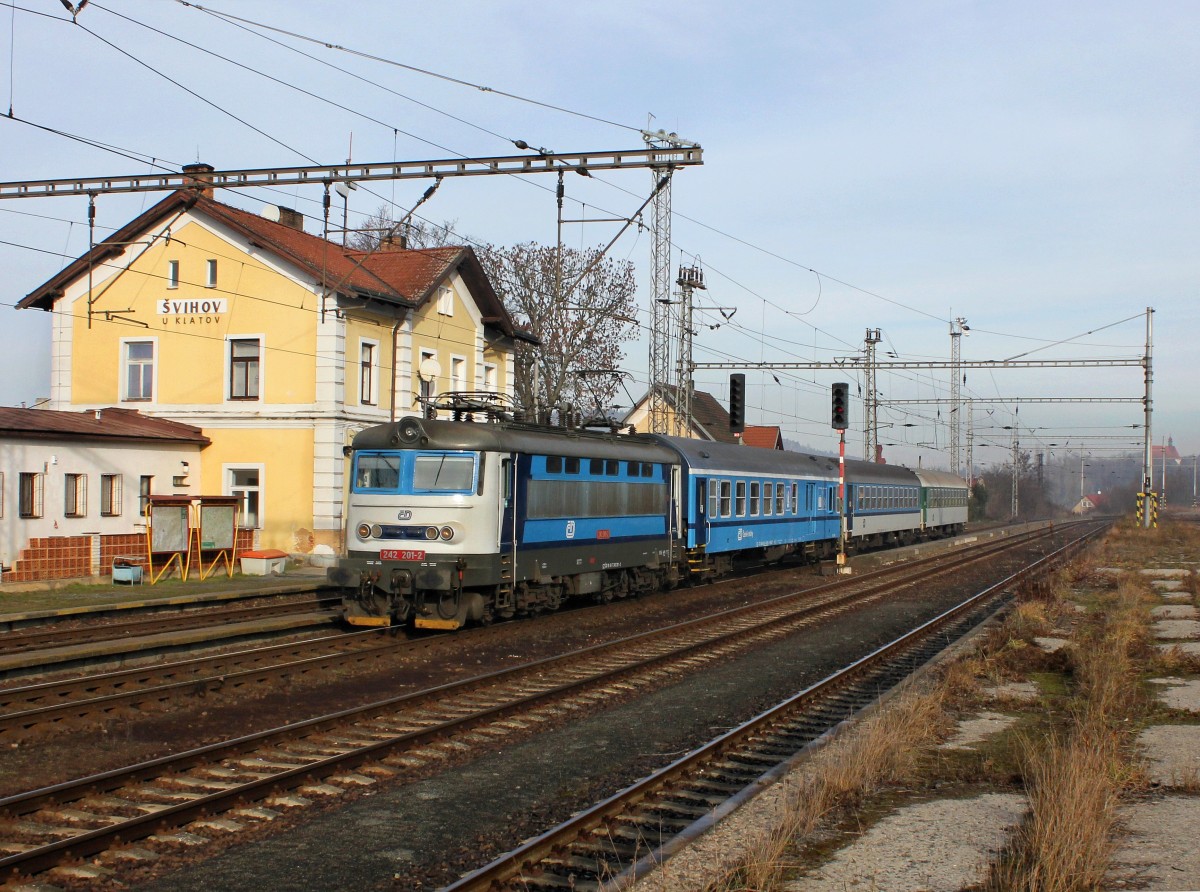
[705,518,1200,892]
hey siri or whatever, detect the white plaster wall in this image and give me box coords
[0,437,202,568]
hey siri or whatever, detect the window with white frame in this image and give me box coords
[124,340,155,401]
[483,363,498,393]
[360,340,377,406]
[100,474,122,517]
[418,349,436,404]
[206,259,218,288]
[139,475,153,518]
[228,467,262,529]
[64,473,87,518]
[450,356,466,393]
[167,260,179,289]
[229,338,261,400]
[436,285,454,316]
[19,472,43,518]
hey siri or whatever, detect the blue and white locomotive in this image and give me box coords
[328,414,969,630]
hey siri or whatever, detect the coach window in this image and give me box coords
[565,457,580,474]
[735,481,746,516]
[708,479,719,517]
[590,459,604,475]
[775,482,785,514]
[606,460,619,476]
[749,481,760,516]
[546,456,563,474]
[763,482,773,516]
[791,482,799,514]
[719,480,732,517]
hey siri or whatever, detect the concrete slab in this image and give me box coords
[1151,579,1187,592]
[1158,591,1193,603]
[1158,642,1200,657]
[940,712,1019,749]
[984,682,1040,703]
[1152,619,1200,640]
[1148,678,1200,713]
[784,793,1026,892]
[1141,569,1192,578]
[1137,725,1200,786]
[1034,636,1070,653]
[1150,605,1198,619]
[1107,795,1200,889]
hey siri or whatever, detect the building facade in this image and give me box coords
[0,407,208,580]
[19,178,531,554]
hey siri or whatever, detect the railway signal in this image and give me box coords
[729,373,745,433]
[831,382,849,430]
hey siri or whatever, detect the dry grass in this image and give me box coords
[990,723,1121,892]
[988,538,1153,892]
[697,522,1182,892]
[705,685,949,892]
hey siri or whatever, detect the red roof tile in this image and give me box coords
[19,190,534,343]
[741,425,783,449]
[0,407,209,444]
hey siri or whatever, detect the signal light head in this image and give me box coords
[831,382,849,430]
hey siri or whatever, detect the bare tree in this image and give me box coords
[477,242,638,420]
[347,204,459,252]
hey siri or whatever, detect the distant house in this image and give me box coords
[1153,437,1183,465]
[17,168,532,554]
[622,385,740,443]
[741,425,784,450]
[0,407,208,580]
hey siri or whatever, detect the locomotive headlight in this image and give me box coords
[371,524,383,539]
[356,522,372,541]
[440,525,454,541]
[424,526,439,540]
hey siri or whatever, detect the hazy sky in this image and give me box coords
[1,1,1195,473]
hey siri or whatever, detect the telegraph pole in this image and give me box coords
[863,328,881,461]
[950,317,968,476]
[1142,307,1155,528]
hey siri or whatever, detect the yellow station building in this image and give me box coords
[19,170,531,555]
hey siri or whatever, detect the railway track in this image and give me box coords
[0,593,339,656]
[446,522,1105,891]
[0,523,1094,886]
[0,526,1055,742]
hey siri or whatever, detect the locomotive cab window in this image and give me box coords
[413,453,476,492]
[355,453,401,490]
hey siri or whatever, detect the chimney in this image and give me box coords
[182,162,216,200]
[276,206,305,231]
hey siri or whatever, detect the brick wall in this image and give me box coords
[3,529,258,583]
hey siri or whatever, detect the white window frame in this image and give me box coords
[226,335,263,402]
[100,473,123,517]
[138,475,153,518]
[418,348,437,404]
[225,464,264,530]
[167,259,179,289]
[19,472,44,518]
[121,337,157,402]
[206,259,218,288]
[450,354,467,393]
[64,473,87,518]
[360,338,379,406]
[436,285,454,316]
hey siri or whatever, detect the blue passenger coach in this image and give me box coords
[651,435,843,574]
